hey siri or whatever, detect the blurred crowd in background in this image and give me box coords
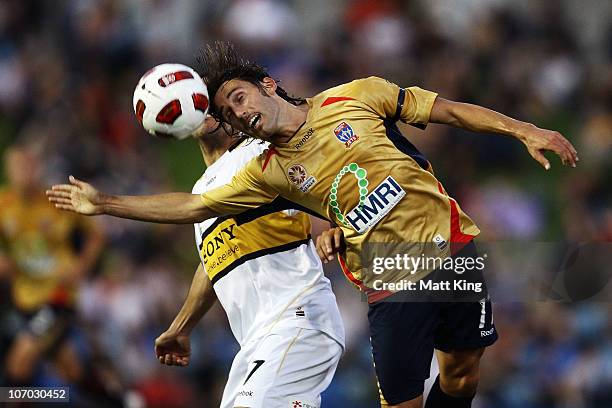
[0,0,610,407]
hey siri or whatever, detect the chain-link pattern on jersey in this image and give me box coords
[329,162,369,226]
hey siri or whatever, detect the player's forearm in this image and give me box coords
[100,192,215,224]
[430,98,534,142]
[168,264,217,335]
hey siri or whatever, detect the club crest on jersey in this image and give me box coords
[333,121,359,148]
[288,164,317,193]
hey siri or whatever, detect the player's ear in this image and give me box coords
[261,77,277,96]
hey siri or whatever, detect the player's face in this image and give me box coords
[214,78,280,143]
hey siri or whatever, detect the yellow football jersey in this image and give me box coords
[0,189,94,311]
[201,77,480,302]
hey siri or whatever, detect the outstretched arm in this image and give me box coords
[46,176,218,224]
[429,97,578,170]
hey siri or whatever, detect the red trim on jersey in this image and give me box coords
[321,96,355,107]
[337,253,364,288]
[337,253,393,303]
[437,182,474,254]
[449,198,474,253]
[367,289,394,303]
[261,147,278,171]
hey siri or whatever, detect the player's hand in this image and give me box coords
[46,176,104,215]
[519,126,578,170]
[154,330,191,367]
[315,227,345,263]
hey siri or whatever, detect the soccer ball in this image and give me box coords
[133,63,209,140]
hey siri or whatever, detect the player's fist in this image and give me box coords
[520,126,578,170]
[154,330,191,367]
[315,227,345,263]
[46,176,103,215]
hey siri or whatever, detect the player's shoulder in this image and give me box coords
[191,140,270,193]
[232,140,272,176]
[222,142,277,184]
[312,76,397,104]
[223,139,270,170]
[252,144,277,173]
[191,172,207,194]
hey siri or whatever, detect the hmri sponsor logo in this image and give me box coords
[346,176,405,233]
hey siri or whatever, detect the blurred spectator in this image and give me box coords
[0,146,108,400]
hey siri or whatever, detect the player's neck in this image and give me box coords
[197,133,235,167]
[274,103,309,145]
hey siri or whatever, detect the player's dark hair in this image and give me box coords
[196,41,305,120]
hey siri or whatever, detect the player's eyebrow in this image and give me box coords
[220,85,242,121]
[225,86,240,101]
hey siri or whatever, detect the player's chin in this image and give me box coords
[257,127,277,142]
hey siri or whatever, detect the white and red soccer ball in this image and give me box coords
[133,63,209,140]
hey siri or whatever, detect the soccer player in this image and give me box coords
[0,146,104,387]
[47,42,578,408]
[121,117,345,408]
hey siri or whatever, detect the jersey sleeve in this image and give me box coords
[200,155,278,215]
[354,76,438,128]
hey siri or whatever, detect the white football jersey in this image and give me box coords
[192,139,345,347]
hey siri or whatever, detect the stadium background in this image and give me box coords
[0,0,610,407]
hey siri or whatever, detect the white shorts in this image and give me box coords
[220,327,342,408]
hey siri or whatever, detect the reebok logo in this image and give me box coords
[293,128,314,150]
